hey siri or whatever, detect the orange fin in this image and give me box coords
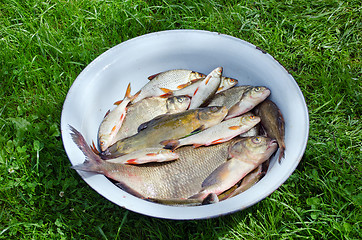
[114,100,122,105]
[125,83,132,98]
[148,72,161,80]
[210,138,224,145]
[192,144,203,148]
[193,87,199,96]
[229,126,240,130]
[191,78,203,83]
[205,76,211,85]
[130,90,141,102]
[160,88,173,94]
[217,86,223,91]
[177,83,191,89]
[146,153,157,156]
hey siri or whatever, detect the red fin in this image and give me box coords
[111,125,117,132]
[148,72,161,80]
[192,144,203,148]
[126,159,138,164]
[160,139,179,150]
[193,87,199,96]
[210,138,224,144]
[146,153,157,156]
[217,86,223,91]
[159,93,172,98]
[229,126,240,130]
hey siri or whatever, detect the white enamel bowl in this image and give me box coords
[61,30,309,220]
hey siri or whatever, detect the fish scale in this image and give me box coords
[106,141,234,199]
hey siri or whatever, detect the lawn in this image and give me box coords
[0,0,361,239]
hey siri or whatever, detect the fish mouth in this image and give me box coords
[267,139,278,150]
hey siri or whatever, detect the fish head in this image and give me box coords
[229,136,277,163]
[98,134,112,152]
[166,96,191,113]
[197,106,228,128]
[190,71,207,80]
[219,77,238,92]
[211,67,223,78]
[240,114,261,126]
[248,86,271,102]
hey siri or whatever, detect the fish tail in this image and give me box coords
[160,139,180,150]
[278,146,285,164]
[69,125,104,173]
[130,90,141,103]
[125,83,132,99]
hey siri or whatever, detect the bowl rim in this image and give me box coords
[61,29,309,220]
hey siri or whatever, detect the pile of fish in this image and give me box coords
[70,67,285,205]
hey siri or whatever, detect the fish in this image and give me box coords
[218,164,264,201]
[189,67,223,109]
[159,76,238,98]
[189,136,277,200]
[207,85,252,108]
[106,148,179,165]
[101,106,228,158]
[253,99,285,163]
[70,125,240,199]
[225,86,271,120]
[113,95,190,142]
[97,83,140,152]
[133,69,206,102]
[161,114,260,150]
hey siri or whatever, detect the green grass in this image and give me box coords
[0,0,361,239]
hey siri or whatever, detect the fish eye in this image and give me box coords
[229,78,235,83]
[100,140,105,146]
[252,137,261,144]
[249,115,255,120]
[210,106,218,112]
[177,97,183,103]
[254,87,261,91]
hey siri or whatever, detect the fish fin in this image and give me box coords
[160,87,173,93]
[147,72,161,80]
[190,126,204,134]
[217,86,223,92]
[202,193,219,205]
[146,153,157,156]
[69,125,103,172]
[191,78,203,84]
[278,147,285,164]
[104,109,111,117]
[114,182,146,199]
[137,114,166,132]
[193,87,199,96]
[229,126,240,130]
[114,100,122,105]
[210,138,225,145]
[204,76,211,85]
[177,83,190,89]
[160,139,180,150]
[125,83,132,99]
[90,140,100,155]
[192,144,203,148]
[130,90,141,103]
[126,159,138,164]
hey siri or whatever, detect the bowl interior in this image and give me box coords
[61,30,309,220]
